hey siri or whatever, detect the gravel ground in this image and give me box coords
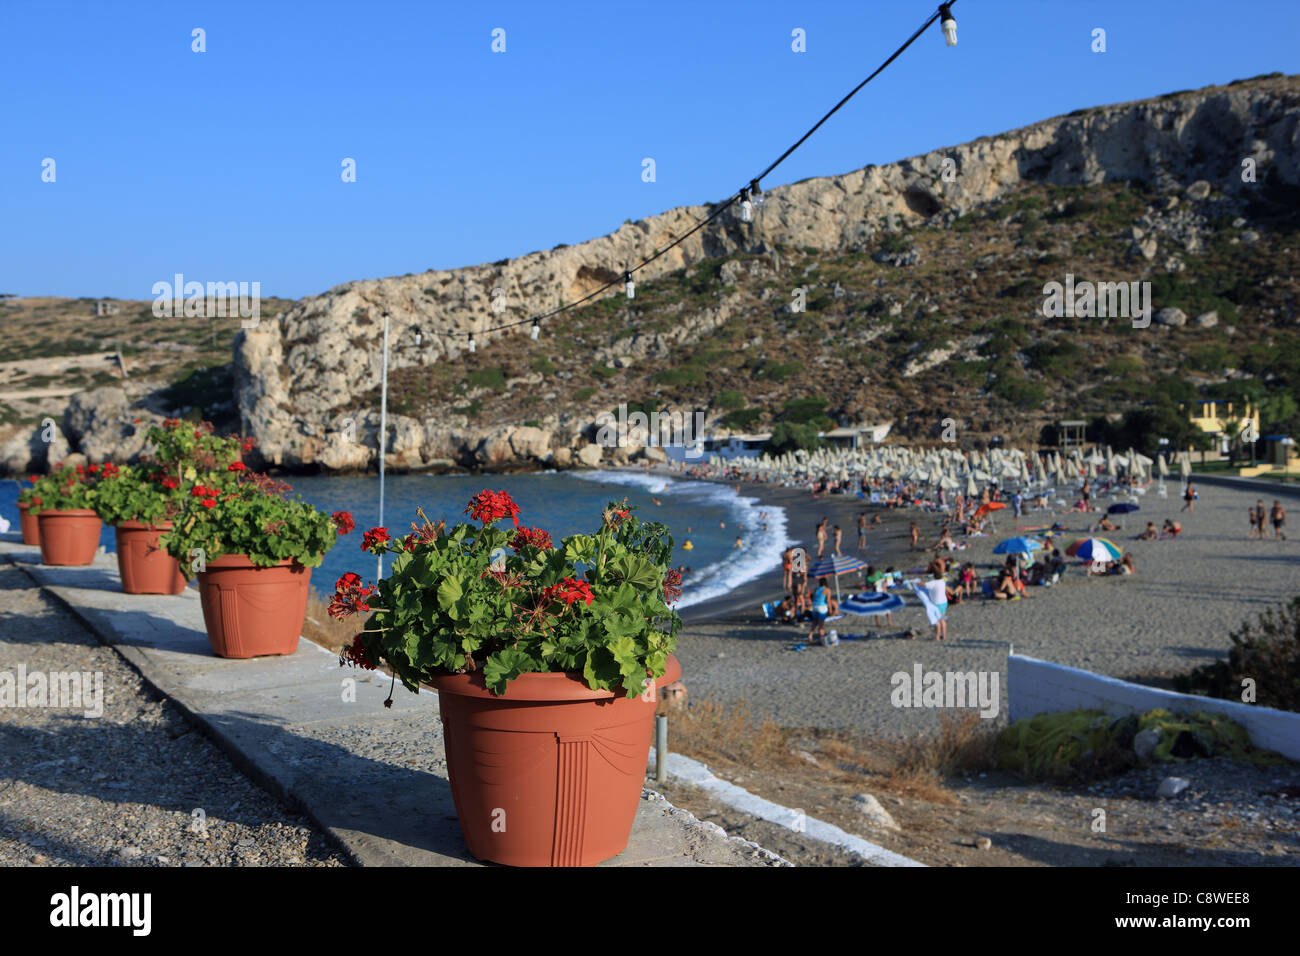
[653,751,1300,867]
[0,562,346,867]
[673,481,1300,736]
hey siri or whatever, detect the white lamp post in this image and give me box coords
[378,311,390,579]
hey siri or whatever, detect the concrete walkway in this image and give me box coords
[0,535,783,867]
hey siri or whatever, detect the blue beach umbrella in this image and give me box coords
[993,536,1043,556]
[841,592,905,618]
[1107,502,1140,514]
[993,535,1042,572]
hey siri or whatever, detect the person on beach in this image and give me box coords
[857,513,868,551]
[1271,500,1287,540]
[958,562,976,598]
[1138,522,1158,541]
[1094,514,1119,533]
[782,548,793,592]
[1080,479,1091,510]
[1162,519,1181,537]
[1249,501,1263,539]
[833,525,843,555]
[927,554,950,578]
[992,567,1022,600]
[931,526,956,551]
[909,522,920,549]
[734,536,743,548]
[923,571,950,640]
[1012,490,1023,519]
[872,513,883,525]
[1181,482,1197,513]
[816,519,828,557]
[1253,500,1266,539]
[808,578,832,645]
[1116,553,1136,575]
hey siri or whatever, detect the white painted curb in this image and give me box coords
[649,748,926,867]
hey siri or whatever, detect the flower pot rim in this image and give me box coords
[116,519,175,530]
[35,508,99,518]
[427,653,681,702]
[199,553,311,571]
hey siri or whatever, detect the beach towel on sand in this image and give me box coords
[909,581,945,626]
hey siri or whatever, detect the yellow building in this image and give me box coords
[1182,399,1260,455]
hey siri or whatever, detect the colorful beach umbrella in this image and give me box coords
[1065,537,1123,562]
[807,553,869,601]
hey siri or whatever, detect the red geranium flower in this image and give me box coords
[228,461,246,472]
[161,476,179,489]
[339,634,377,670]
[509,526,552,552]
[331,510,355,534]
[362,527,391,552]
[329,575,376,619]
[465,489,521,528]
[543,576,594,607]
[201,498,217,509]
[31,497,41,507]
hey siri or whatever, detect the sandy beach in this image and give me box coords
[672,475,1300,738]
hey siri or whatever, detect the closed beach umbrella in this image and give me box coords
[1157,454,1169,477]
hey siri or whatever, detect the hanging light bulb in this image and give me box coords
[939,3,957,46]
[750,179,765,217]
[413,327,422,348]
[624,271,635,300]
[529,317,540,340]
[467,331,476,354]
[739,186,753,222]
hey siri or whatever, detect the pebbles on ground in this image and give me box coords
[0,563,345,867]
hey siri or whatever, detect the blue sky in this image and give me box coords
[1,0,1295,300]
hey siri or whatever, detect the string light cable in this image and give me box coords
[409,1,959,348]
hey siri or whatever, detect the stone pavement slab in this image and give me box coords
[1,535,784,867]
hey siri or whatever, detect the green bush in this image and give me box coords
[720,408,762,430]
[467,367,506,389]
[768,422,824,454]
[1024,340,1085,376]
[530,356,556,375]
[780,397,830,425]
[758,361,801,382]
[714,390,745,411]
[991,375,1046,408]
[653,367,704,387]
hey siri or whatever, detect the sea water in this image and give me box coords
[292,469,788,609]
[2,471,788,608]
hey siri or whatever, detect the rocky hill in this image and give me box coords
[4,73,1298,474]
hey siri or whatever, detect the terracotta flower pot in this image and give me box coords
[36,509,102,566]
[196,554,311,658]
[114,521,186,595]
[17,502,40,546]
[429,653,682,867]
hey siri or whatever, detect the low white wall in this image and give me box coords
[1007,653,1300,761]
